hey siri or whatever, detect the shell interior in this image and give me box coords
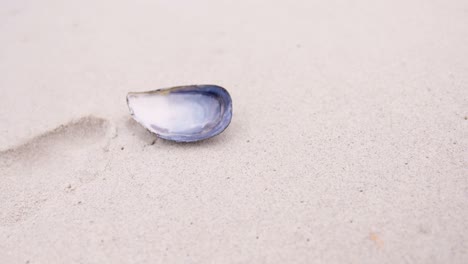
[127,85,232,142]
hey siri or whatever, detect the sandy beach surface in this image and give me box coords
[1,0,467,263]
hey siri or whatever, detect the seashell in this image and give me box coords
[127,85,232,142]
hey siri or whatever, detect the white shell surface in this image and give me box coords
[128,93,221,135]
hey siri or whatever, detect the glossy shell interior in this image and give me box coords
[127,85,232,142]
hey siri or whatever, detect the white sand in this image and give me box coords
[1,0,467,263]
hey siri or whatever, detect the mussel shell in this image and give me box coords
[127,85,232,142]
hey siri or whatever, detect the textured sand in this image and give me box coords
[1,0,467,263]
